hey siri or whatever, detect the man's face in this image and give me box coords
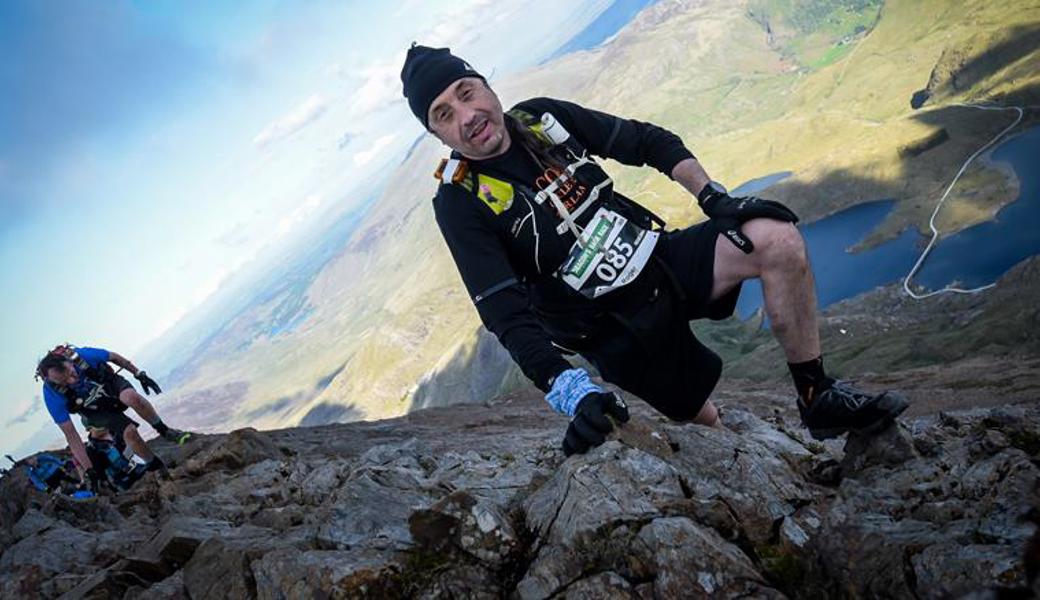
[427,77,509,160]
[45,362,78,387]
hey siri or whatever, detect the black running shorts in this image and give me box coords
[583,221,741,421]
[78,375,138,434]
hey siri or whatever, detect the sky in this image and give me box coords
[0,0,618,457]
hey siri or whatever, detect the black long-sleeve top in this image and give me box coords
[432,97,694,392]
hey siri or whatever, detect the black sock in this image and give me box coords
[788,356,832,404]
[150,420,169,435]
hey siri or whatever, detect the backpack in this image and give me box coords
[26,453,76,492]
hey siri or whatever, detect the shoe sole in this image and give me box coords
[807,393,910,441]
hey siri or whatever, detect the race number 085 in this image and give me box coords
[596,237,634,282]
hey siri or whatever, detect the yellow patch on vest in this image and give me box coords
[476,175,514,214]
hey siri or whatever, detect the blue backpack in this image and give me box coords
[26,453,73,492]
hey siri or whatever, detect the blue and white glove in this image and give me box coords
[547,369,630,456]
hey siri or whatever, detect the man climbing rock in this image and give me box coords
[35,344,191,488]
[400,45,908,456]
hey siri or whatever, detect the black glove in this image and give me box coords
[563,391,630,456]
[698,184,799,254]
[135,371,162,395]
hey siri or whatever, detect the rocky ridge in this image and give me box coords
[1,389,1037,598]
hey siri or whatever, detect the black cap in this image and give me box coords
[400,43,485,129]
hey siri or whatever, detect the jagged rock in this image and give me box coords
[181,428,287,474]
[661,413,817,545]
[57,556,172,600]
[524,442,686,545]
[841,421,918,475]
[249,505,305,530]
[411,564,501,599]
[297,461,345,505]
[1,394,1035,598]
[0,525,98,575]
[11,508,56,541]
[607,416,677,458]
[316,471,431,550]
[561,571,638,598]
[251,548,403,599]
[409,490,519,566]
[136,517,224,566]
[518,442,689,597]
[182,538,257,600]
[130,571,187,599]
[626,517,782,598]
[911,543,1025,597]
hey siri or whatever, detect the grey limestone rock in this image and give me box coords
[0,395,1035,599]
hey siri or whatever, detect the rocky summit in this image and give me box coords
[1,389,1037,599]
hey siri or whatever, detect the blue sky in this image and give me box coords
[1,0,615,456]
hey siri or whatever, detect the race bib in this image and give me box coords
[558,207,658,299]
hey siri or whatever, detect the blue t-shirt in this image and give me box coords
[42,347,111,425]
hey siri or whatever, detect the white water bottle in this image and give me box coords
[541,113,570,145]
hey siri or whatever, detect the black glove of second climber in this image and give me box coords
[135,371,162,395]
[563,392,630,456]
[698,183,799,254]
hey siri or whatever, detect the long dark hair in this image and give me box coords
[505,113,565,175]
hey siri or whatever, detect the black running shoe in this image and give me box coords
[160,428,192,445]
[798,380,909,440]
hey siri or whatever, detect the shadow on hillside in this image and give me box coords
[409,327,517,411]
[769,86,1038,228]
[299,402,363,427]
[931,23,1040,98]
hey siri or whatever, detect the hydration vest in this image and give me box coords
[434,108,665,234]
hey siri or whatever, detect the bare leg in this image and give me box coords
[119,388,161,427]
[710,219,821,362]
[693,399,723,428]
[122,424,155,462]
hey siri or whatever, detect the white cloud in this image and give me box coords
[352,134,398,167]
[392,0,426,18]
[276,193,325,238]
[349,59,403,118]
[213,222,253,247]
[253,94,331,148]
[323,62,349,80]
[424,0,493,47]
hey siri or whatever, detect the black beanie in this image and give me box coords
[401,43,485,129]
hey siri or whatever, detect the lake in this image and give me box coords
[733,126,1040,318]
[546,0,660,61]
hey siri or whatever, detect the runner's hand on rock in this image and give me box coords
[563,392,630,456]
[135,371,162,395]
[698,184,798,254]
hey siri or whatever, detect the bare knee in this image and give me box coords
[123,424,144,444]
[746,219,806,266]
[120,389,145,410]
